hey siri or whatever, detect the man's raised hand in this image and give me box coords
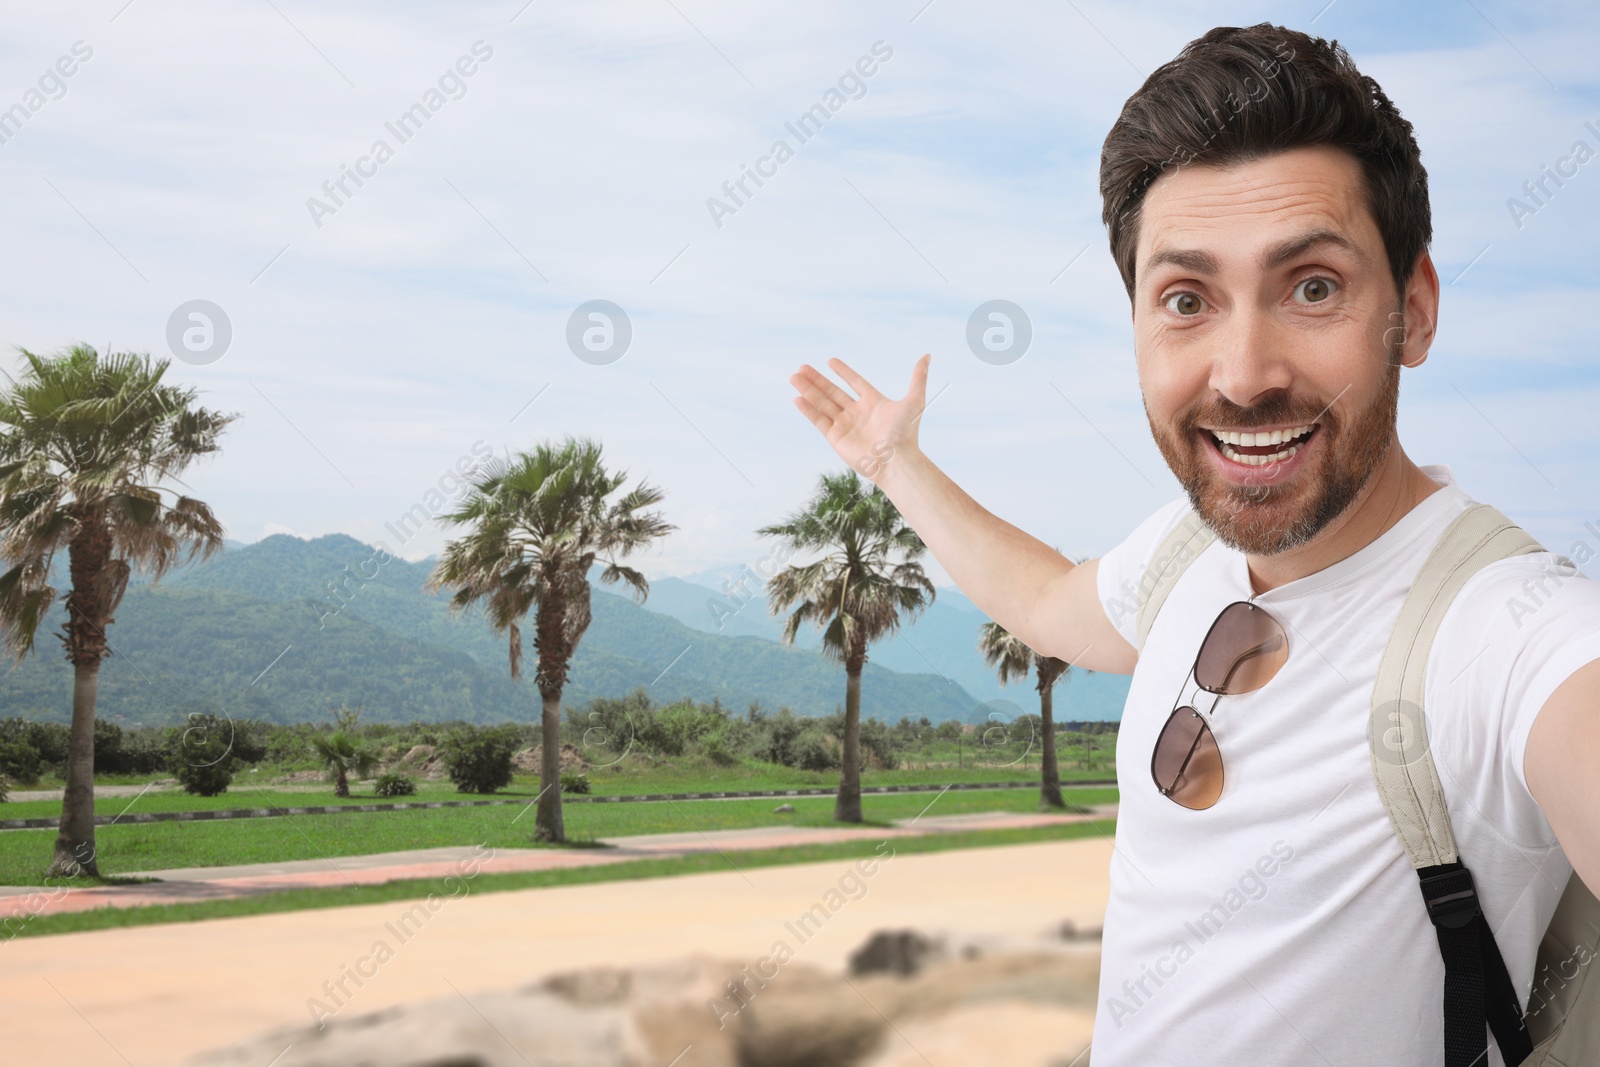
[788,354,931,485]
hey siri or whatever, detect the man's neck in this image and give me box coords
[1245,441,1444,596]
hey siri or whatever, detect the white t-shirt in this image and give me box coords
[1090,464,1600,1066]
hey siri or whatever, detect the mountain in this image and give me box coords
[638,573,1132,723]
[0,535,999,728]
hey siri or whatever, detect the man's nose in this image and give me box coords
[1207,307,1293,413]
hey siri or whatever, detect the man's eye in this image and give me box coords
[1293,277,1338,304]
[1164,292,1206,316]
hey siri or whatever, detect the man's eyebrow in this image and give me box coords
[1261,228,1363,270]
[1144,246,1219,277]
[1141,227,1363,285]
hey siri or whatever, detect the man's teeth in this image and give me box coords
[1210,423,1316,466]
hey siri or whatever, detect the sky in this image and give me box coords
[1,0,1597,590]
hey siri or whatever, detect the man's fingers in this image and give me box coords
[908,353,931,402]
[827,357,883,403]
[791,367,846,421]
[793,396,840,441]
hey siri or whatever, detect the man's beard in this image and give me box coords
[1145,354,1401,557]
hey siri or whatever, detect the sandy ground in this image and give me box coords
[0,835,1114,1067]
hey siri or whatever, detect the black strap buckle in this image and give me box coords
[1419,865,1482,930]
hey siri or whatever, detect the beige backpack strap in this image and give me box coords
[1134,509,1216,651]
[1369,502,1544,868]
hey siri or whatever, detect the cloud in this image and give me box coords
[0,0,1595,582]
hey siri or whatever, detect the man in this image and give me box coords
[786,23,1600,1066]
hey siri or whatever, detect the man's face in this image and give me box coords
[1131,144,1410,557]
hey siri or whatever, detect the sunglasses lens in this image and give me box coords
[1196,601,1288,694]
[1151,706,1223,809]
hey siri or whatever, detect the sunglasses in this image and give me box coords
[1151,600,1289,810]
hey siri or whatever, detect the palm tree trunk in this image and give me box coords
[835,661,864,823]
[49,659,102,877]
[335,767,349,798]
[51,516,112,879]
[1039,683,1065,809]
[535,687,565,842]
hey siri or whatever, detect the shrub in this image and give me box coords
[702,730,740,767]
[0,740,43,784]
[640,701,720,758]
[166,713,239,796]
[264,724,313,767]
[373,771,418,797]
[570,689,652,763]
[3,719,70,767]
[93,719,125,774]
[560,771,591,794]
[441,725,518,794]
[795,729,840,772]
[117,728,170,775]
[859,717,899,771]
[760,708,807,767]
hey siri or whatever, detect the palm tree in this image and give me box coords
[312,731,378,798]
[978,621,1073,810]
[0,345,234,877]
[426,436,673,843]
[759,469,934,823]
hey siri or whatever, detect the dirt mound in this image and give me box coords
[513,743,587,774]
[396,744,447,779]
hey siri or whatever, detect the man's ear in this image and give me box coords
[1395,249,1440,368]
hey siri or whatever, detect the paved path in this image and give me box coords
[0,807,1116,920]
[0,835,1116,1067]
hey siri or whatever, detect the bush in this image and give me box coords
[702,729,740,767]
[0,719,70,768]
[93,719,124,774]
[264,724,313,767]
[570,689,652,763]
[760,708,807,767]
[0,740,43,784]
[795,729,840,772]
[441,725,518,794]
[373,771,417,797]
[166,713,238,796]
[640,700,722,758]
[858,716,899,771]
[560,771,591,794]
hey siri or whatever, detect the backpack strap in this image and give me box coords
[1371,502,1544,1067]
[1134,509,1216,651]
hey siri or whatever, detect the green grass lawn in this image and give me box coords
[0,786,1118,886]
[0,756,1117,820]
[1,818,1118,941]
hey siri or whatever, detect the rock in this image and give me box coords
[773,803,795,814]
[849,930,945,977]
[185,930,1101,1067]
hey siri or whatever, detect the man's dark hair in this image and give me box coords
[1099,23,1430,302]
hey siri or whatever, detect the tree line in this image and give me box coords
[0,345,1100,876]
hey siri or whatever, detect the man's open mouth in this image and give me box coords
[1201,423,1320,467]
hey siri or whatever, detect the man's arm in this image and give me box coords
[1524,656,1600,895]
[788,354,1138,675]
